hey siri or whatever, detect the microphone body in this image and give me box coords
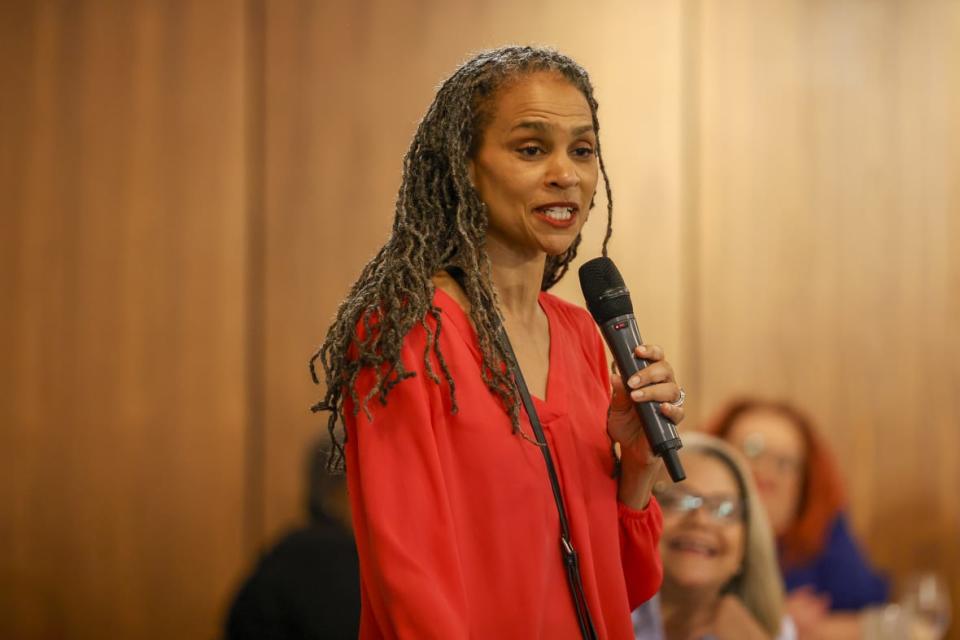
[599,312,685,482]
[579,258,685,482]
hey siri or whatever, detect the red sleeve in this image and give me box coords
[618,498,664,610]
[344,325,469,639]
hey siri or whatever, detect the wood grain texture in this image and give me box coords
[694,0,960,630]
[2,0,958,637]
[0,2,249,638]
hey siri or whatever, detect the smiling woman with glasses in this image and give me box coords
[653,485,746,523]
[633,433,795,640]
[703,398,889,640]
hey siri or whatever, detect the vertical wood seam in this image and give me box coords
[243,0,267,555]
[680,0,703,424]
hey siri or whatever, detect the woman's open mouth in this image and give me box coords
[668,537,720,558]
[533,204,579,228]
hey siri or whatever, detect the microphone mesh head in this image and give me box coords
[578,257,634,323]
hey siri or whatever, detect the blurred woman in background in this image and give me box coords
[704,399,888,639]
[633,433,793,639]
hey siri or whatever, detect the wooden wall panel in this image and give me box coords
[3,0,957,637]
[0,2,249,638]
[261,0,686,544]
[694,0,960,631]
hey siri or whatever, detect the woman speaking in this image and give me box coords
[311,46,685,639]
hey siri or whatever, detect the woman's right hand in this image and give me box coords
[787,588,865,640]
[786,587,830,633]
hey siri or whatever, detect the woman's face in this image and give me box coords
[658,452,746,595]
[725,410,806,535]
[468,71,599,259]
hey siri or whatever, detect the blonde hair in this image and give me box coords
[666,432,785,636]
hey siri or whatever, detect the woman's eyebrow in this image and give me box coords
[509,121,595,136]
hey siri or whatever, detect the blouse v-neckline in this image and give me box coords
[432,286,567,420]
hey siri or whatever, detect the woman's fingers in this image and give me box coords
[621,381,685,426]
[625,360,674,390]
[634,344,664,362]
[627,381,679,404]
[659,399,685,425]
[613,344,685,425]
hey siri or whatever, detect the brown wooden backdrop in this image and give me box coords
[693,0,960,611]
[2,1,957,638]
[0,2,251,639]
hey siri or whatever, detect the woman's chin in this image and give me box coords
[540,237,579,257]
[664,571,729,596]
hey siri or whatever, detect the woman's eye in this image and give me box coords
[517,145,543,157]
[573,146,595,158]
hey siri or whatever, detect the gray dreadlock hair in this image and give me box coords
[309,46,615,470]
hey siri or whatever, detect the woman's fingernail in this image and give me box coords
[637,345,647,353]
[631,390,645,400]
[627,376,641,388]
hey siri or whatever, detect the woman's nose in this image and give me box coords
[546,154,580,189]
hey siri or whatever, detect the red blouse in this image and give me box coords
[344,289,663,639]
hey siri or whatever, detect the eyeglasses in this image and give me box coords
[654,485,745,523]
[740,433,803,475]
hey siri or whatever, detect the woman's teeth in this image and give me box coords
[541,207,574,220]
[670,539,717,556]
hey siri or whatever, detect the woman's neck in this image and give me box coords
[660,581,721,640]
[486,238,546,323]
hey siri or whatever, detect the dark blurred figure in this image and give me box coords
[225,441,359,640]
[704,398,888,640]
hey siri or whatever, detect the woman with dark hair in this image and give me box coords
[703,399,888,639]
[310,46,684,638]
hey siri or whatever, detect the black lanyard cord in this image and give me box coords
[497,327,599,640]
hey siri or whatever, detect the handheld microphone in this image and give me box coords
[579,257,685,482]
